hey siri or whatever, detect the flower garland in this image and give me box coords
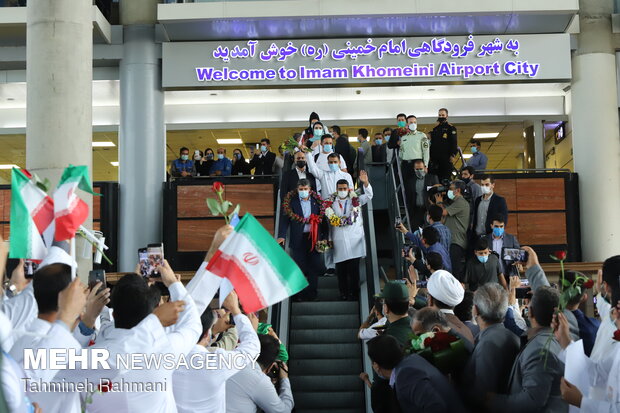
[282,189,325,224]
[323,190,360,227]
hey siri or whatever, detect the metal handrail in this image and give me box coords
[476,168,572,173]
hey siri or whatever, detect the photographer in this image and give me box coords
[397,225,451,273]
[433,180,470,282]
[226,335,294,413]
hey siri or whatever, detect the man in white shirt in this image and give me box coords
[310,134,347,172]
[358,300,387,341]
[173,291,260,413]
[226,334,294,413]
[306,151,353,200]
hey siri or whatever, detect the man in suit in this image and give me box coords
[277,179,326,301]
[279,151,317,200]
[367,334,467,413]
[371,132,387,162]
[249,138,276,175]
[488,286,567,413]
[472,174,508,237]
[405,159,439,228]
[486,214,520,276]
[461,283,520,411]
[426,270,474,345]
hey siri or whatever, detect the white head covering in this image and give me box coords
[38,246,77,278]
[427,270,464,307]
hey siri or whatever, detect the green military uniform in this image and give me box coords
[399,131,430,165]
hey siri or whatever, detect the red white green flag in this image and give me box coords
[54,165,98,242]
[206,213,308,313]
[9,168,55,260]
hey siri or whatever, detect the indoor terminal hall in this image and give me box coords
[0,0,619,412]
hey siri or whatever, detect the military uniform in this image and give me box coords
[399,131,430,165]
[429,121,458,181]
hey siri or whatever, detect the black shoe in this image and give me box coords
[324,268,336,277]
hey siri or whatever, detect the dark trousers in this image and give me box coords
[336,258,360,298]
[290,237,323,299]
[430,159,454,181]
[450,243,466,282]
[371,377,402,413]
[410,205,427,229]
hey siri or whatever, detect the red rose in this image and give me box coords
[212,181,224,193]
[98,379,112,393]
[423,337,432,348]
[583,279,594,289]
[613,330,620,342]
[553,250,567,260]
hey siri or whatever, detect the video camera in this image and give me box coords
[427,178,452,196]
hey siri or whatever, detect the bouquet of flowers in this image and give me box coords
[315,240,332,253]
[323,191,361,227]
[206,182,240,225]
[406,331,468,375]
[282,136,311,154]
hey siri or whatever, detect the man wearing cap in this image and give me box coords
[426,270,474,345]
[370,281,412,413]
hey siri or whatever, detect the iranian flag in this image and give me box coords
[9,168,55,260]
[206,213,308,313]
[54,165,98,242]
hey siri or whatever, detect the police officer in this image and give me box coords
[429,108,458,181]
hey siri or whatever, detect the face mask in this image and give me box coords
[298,190,309,199]
[295,160,306,169]
[338,190,349,199]
[323,144,332,152]
[376,139,383,145]
[181,155,189,161]
[313,129,324,138]
[218,154,224,160]
[329,163,339,172]
[260,145,267,152]
[447,190,455,200]
[493,227,505,237]
[385,135,391,141]
[471,147,478,154]
[477,255,489,264]
[234,153,241,160]
[206,153,214,160]
[309,136,320,143]
[194,155,202,161]
[408,123,417,132]
[481,186,492,195]
[461,177,470,184]
[397,121,406,128]
[437,117,447,123]
[414,169,426,179]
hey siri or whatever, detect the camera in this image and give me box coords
[402,243,419,258]
[267,361,286,381]
[427,178,452,197]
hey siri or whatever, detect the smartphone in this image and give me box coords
[23,260,39,279]
[402,245,412,257]
[503,248,529,263]
[138,248,149,277]
[394,216,402,228]
[146,243,164,278]
[88,269,106,293]
[516,287,531,299]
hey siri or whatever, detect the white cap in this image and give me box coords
[39,246,77,278]
[427,270,464,307]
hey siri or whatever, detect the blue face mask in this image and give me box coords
[323,144,332,152]
[376,139,383,145]
[218,154,224,160]
[397,121,406,128]
[313,129,324,138]
[385,135,391,141]
[298,190,309,199]
[471,146,478,154]
[234,153,241,160]
[181,155,189,161]
[447,190,455,200]
[493,227,505,237]
[309,136,320,142]
[477,255,489,264]
[329,163,339,172]
[260,145,267,152]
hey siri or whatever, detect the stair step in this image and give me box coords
[289,374,364,392]
[294,391,365,409]
[290,314,360,330]
[317,276,339,288]
[316,288,344,301]
[292,301,358,316]
[289,358,363,376]
[289,328,359,344]
[289,343,361,359]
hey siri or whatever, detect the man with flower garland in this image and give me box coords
[323,171,373,300]
[277,178,328,301]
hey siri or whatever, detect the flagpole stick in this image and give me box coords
[70,237,76,279]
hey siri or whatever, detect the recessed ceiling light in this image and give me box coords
[0,164,19,169]
[216,138,243,144]
[427,88,435,92]
[6,98,14,101]
[210,93,218,96]
[92,141,116,147]
[472,133,499,140]
[110,161,119,166]
[462,154,473,159]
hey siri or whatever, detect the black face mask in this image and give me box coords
[296,160,306,169]
[461,177,470,184]
[437,117,447,123]
[206,154,214,160]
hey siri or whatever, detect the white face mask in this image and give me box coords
[338,190,349,199]
[481,186,492,195]
[408,123,417,132]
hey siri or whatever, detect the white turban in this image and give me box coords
[39,246,77,277]
[427,270,464,307]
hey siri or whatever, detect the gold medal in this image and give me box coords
[442,133,447,138]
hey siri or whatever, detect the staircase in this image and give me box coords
[288,276,366,413]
